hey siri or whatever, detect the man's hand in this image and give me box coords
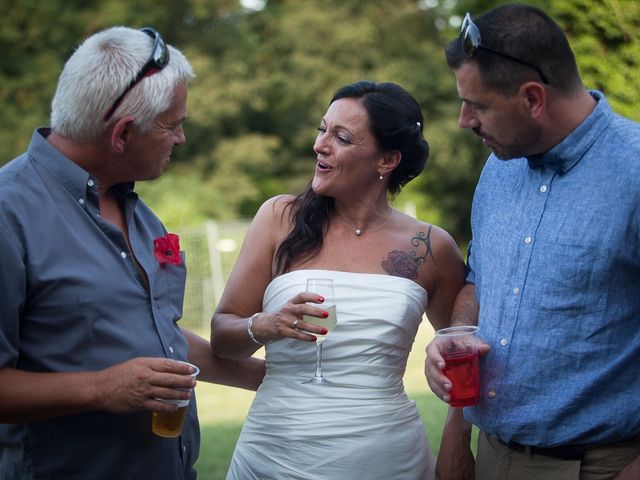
[425,336,490,404]
[93,357,197,414]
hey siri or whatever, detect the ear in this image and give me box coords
[109,116,136,154]
[378,150,401,177]
[520,82,546,120]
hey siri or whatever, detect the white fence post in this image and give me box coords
[205,220,226,309]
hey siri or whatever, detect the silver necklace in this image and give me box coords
[336,209,394,236]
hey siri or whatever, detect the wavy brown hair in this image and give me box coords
[274,80,429,275]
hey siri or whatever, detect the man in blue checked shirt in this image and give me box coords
[426,4,640,480]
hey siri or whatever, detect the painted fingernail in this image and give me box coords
[322,311,329,318]
[317,296,325,303]
[321,328,328,335]
[309,336,317,342]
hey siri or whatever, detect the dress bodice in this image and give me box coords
[262,269,428,390]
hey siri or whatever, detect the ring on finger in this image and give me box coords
[292,319,299,330]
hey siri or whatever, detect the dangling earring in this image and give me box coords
[379,173,383,180]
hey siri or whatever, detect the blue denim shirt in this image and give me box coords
[0,129,199,479]
[465,92,640,447]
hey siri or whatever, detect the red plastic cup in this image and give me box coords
[435,326,480,407]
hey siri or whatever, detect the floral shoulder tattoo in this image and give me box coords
[381,225,434,280]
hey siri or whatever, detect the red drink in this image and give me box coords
[443,349,480,407]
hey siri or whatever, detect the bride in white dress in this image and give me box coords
[211,81,466,480]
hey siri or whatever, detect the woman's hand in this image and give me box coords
[250,292,329,344]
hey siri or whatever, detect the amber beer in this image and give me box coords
[152,400,189,438]
[151,360,199,438]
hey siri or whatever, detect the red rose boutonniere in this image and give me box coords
[154,233,182,265]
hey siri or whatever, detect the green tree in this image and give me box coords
[552,0,640,120]
[1,0,639,243]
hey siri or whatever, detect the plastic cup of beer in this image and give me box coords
[435,326,481,407]
[151,361,199,438]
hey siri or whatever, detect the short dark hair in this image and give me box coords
[445,3,582,95]
[274,80,428,274]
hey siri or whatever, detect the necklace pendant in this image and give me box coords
[355,229,362,236]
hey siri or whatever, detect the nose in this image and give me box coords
[313,131,328,154]
[173,125,186,146]
[459,103,479,130]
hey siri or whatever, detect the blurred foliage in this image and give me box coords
[1,0,638,243]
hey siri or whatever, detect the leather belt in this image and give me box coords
[497,438,586,461]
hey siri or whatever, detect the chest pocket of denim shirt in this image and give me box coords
[536,241,608,319]
[156,252,187,323]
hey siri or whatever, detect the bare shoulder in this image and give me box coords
[396,212,460,257]
[380,211,463,285]
[256,194,296,219]
[249,194,295,231]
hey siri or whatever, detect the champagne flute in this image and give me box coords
[302,278,337,385]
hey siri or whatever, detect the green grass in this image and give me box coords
[193,321,477,479]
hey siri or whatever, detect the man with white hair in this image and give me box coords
[0,26,264,479]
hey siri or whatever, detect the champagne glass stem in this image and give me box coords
[314,342,324,379]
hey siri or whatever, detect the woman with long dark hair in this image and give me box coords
[212,80,466,479]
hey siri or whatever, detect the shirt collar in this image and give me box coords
[527,91,613,175]
[28,127,136,200]
[29,128,92,201]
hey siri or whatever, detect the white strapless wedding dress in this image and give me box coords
[226,269,436,480]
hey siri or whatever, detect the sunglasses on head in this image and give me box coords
[103,27,170,121]
[460,12,549,84]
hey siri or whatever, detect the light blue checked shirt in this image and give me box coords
[465,92,640,447]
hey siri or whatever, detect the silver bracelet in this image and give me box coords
[247,313,272,346]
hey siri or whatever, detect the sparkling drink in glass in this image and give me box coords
[302,278,336,385]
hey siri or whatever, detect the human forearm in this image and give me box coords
[202,356,266,391]
[450,283,479,326]
[210,312,265,359]
[0,367,99,422]
[442,406,473,441]
[183,328,265,390]
[436,407,475,480]
[0,358,197,423]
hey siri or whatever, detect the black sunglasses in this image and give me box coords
[103,27,170,121]
[460,12,549,84]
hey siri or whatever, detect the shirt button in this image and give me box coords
[500,338,508,346]
[524,236,532,244]
[169,346,175,353]
[78,198,85,205]
[540,185,548,193]
[87,179,95,187]
[488,391,496,398]
[513,287,520,295]
[120,251,127,259]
